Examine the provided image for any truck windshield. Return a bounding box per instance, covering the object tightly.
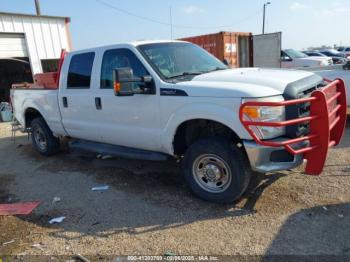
[284,49,308,59]
[138,42,227,80]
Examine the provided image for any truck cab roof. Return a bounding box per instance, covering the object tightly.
[68,40,186,55]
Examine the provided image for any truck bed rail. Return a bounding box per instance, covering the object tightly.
[239,78,347,175]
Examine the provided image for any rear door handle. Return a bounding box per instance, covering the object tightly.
[95,97,102,110]
[62,97,68,108]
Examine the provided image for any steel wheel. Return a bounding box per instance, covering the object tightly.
[33,126,47,151]
[192,154,232,194]
[30,118,60,156]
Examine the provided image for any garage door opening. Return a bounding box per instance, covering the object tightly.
[0,33,33,102]
[0,58,33,102]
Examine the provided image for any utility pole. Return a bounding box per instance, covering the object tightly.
[262,2,271,34]
[169,6,173,40]
[34,0,41,15]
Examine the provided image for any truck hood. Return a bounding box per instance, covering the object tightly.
[175,68,320,98]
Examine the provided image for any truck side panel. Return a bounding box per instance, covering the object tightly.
[11,89,66,136]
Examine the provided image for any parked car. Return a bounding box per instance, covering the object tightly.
[11,41,347,203]
[333,48,350,69]
[281,49,332,68]
[337,46,350,58]
[319,49,348,64]
[303,50,346,65]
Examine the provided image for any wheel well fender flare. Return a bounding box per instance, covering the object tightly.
[161,103,249,155]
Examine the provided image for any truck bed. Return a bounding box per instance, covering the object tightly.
[10,88,65,135]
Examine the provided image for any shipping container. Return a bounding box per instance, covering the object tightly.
[179,31,253,68]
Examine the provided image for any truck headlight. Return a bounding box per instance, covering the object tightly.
[242,95,286,139]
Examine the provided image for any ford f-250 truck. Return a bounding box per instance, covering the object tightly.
[11,41,347,203]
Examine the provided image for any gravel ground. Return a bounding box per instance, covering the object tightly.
[0,122,350,258]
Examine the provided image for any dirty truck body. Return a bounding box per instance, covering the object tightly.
[11,41,347,203]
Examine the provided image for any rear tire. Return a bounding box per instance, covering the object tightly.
[182,137,252,203]
[31,117,60,156]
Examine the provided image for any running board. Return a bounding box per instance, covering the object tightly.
[69,140,169,161]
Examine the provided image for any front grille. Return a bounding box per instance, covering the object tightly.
[283,75,326,138]
[289,88,315,137]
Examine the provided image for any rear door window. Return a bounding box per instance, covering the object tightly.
[67,52,95,89]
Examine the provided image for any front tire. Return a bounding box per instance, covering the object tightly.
[31,117,60,156]
[182,137,252,203]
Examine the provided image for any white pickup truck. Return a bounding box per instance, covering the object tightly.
[281,49,333,68]
[11,41,347,203]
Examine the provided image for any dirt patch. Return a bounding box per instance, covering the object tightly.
[0,122,350,256]
[0,174,15,203]
[0,175,34,255]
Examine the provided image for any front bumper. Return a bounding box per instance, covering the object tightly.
[243,139,305,173]
[239,78,347,175]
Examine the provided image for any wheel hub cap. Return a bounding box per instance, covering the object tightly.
[192,154,232,194]
[34,127,47,150]
[205,164,221,181]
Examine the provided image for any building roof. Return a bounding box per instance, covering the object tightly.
[0,11,70,22]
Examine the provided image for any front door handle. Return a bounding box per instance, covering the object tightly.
[95,97,102,110]
[62,97,68,108]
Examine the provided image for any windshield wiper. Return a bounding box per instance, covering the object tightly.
[166,67,227,80]
[166,72,203,79]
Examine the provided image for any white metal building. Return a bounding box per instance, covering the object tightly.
[0,12,72,101]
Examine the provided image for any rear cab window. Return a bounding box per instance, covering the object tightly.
[67,52,95,89]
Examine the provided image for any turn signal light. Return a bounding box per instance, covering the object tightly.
[242,107,260,119]
[114,82,121,93]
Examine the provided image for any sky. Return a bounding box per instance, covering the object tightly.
[1,0,349,50]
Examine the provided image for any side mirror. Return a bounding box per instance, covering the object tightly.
[113,68,135,96]
[113,68,154,96]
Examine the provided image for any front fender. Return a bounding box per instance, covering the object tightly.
[161,102,250,155]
